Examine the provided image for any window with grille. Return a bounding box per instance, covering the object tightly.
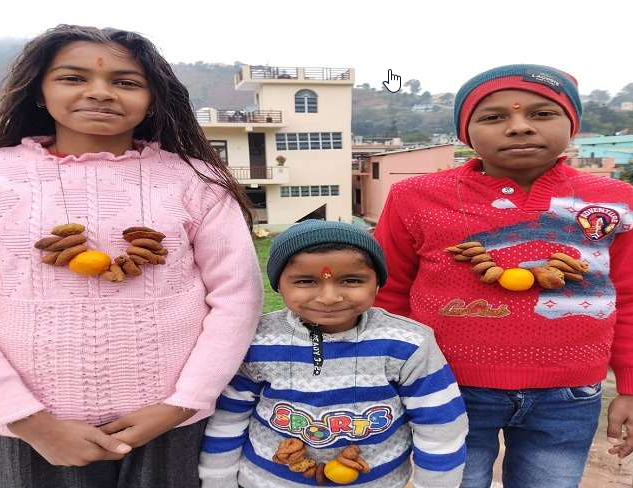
[295,89,318,113]
[276,132,342,151]
[280,185,341,197]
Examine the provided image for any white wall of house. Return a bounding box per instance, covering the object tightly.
[257,83,353,224]
[201,127,250,166]
[201,69,354,226]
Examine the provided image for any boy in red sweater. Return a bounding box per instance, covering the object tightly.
[374,64,633,488]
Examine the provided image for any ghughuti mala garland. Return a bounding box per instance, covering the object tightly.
[34,223,168,282]
[273,439,370,485]
[446,241,589,291]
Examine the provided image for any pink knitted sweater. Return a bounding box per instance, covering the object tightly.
[0,137,263,437]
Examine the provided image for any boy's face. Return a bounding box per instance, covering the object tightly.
[467,89,571,177]
[278,249,378,334]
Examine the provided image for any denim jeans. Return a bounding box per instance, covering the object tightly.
[459,384,602,488]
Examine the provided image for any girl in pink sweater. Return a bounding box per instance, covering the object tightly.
[0,25,263,488]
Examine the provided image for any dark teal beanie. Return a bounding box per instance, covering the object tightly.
[267,220,388,291]
[453,64,582,146]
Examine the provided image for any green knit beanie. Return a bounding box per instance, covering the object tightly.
[267,220,388,291]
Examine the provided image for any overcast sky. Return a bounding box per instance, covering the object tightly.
[2,1,629,95]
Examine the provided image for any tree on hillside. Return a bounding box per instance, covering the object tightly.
[420,91,432,104]
[387,119,399,137]
[404,79,421,95]
[609,82,633,108]
[619,83,633,96]
[581,101,633,134]
[401,130,431,143]
[439,93,455,106]
[588,89,610,105]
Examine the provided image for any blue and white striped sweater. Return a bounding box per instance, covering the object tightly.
[200,308,467,488]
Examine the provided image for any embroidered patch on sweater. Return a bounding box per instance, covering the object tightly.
[576,206,620,241]
[439,298,511,318]
[269,403,393,447]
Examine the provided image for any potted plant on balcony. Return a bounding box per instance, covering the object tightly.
[275,155,287,166]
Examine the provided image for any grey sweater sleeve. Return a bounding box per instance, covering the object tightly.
[397,331,468,487]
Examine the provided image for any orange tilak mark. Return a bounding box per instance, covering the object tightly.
[97,57,104,67]
[321,266,333,279]
[512,103,521,110]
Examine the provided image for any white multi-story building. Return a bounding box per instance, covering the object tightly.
[197,65,354,229]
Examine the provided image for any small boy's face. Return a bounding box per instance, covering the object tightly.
[467,89,571,177]
[278,249,378,334]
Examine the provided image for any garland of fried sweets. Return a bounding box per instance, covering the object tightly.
[273,439,370,485]
[34,223,167,282]
[445,241,589,291]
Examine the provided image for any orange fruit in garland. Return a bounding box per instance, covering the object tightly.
[498,267,535,291]
[323,459,359,484]
[68,250,112,276]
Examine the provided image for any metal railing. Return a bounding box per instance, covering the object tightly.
[229,166,273,180]
[217,110,282,123]
[250,66,298,80]
[248,66,351,81]
[196,110,282,124]
[304,67,351,80]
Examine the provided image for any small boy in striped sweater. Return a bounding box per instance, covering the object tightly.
[199,220,467,488]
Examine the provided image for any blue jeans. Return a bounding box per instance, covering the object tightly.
[459,384,602,488]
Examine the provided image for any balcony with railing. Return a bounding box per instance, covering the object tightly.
[196,108,284,127]
[351,158,371,175]
[229,165,290,185]
[235,65,354,89]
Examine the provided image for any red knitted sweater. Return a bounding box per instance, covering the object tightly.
[374,158,633,393]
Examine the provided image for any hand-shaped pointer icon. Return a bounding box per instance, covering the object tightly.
[382,69,401,93]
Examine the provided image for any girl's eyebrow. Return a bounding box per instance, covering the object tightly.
[48,64,146,77]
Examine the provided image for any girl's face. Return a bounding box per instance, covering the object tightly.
[40,41,152,141]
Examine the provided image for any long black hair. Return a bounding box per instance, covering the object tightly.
[0,24,253,227]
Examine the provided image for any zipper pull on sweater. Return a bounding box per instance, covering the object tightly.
[307,326,324,376]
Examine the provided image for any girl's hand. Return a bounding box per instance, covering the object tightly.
[8,411,131,466]
[607,394,633,458]
[100,403,197,448]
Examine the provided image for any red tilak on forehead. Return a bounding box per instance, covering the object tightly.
[97,57,104,67]
[320,266,333,279]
